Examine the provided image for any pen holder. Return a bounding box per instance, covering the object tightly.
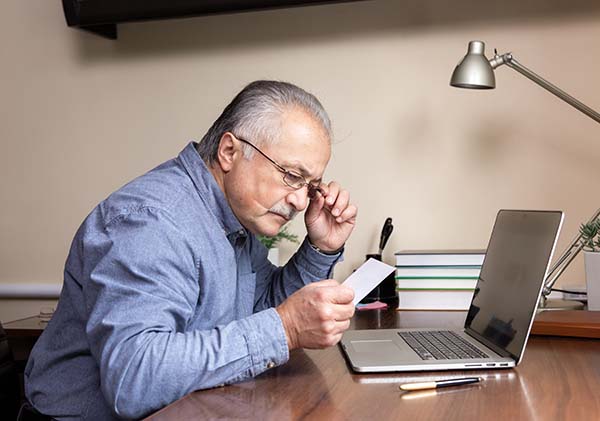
[360,253,397,305]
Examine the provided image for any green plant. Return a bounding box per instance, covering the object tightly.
[258,226,300,249]
[579,218,600,252]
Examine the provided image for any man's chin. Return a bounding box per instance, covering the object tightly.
[255,213,290,237]
[242,221,275,238]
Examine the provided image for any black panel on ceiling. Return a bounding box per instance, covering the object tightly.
[62,0,367,40]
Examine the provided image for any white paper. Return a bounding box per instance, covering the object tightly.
[342,258,396,305]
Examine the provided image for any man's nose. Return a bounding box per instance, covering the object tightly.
[286,186,310,211]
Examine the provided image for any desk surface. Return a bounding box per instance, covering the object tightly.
[146,309,600,420]
[3,315,48,362]
[3,315,47,337]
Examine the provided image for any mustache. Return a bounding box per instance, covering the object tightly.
[269,203,298,221]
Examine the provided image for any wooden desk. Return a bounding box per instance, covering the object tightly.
[3,315,47,337]
[146,309,600,420]
[3,315,48,399]
[3,315,46,362]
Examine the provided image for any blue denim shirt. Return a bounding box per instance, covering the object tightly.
[25,142,342,420]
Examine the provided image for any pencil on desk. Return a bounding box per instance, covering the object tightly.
[399,377,482,391]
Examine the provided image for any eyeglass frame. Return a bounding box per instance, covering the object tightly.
[231,133,326,199]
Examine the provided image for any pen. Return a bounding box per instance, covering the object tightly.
[399,377,482,391]
[378,217,393,255]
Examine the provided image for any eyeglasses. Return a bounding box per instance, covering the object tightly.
[233,134,325,199]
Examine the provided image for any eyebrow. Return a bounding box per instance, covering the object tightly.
[236,135,322,183]
[282,161,321,182]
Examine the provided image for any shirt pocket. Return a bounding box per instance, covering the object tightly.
[238,272,256,317]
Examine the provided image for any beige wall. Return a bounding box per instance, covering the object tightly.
[2,1,600,322]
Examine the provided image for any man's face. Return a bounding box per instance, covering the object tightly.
[223,108,331,237]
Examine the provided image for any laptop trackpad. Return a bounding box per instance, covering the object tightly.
[351,340,401,354]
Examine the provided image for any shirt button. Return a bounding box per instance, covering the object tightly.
[266,361,276,369]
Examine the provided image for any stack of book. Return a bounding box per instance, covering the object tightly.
[395,250,486,310]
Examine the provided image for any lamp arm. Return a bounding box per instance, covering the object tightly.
[489,52,600,124]
[542,207,600,297]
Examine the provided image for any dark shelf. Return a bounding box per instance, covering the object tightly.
[62,0,368,40]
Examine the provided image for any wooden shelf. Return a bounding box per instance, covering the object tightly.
[531,310,600,339]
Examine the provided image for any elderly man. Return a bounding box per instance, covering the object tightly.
[24,81,358,420]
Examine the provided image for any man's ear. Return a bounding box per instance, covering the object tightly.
[216,132,238,173]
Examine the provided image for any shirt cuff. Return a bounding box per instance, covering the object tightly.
[307,239,345,256]
[295,237,344,279]
[241,308,289,377]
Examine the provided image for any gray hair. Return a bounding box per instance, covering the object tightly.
[196,80,332,164]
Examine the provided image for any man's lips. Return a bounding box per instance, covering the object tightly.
[270,211,290,222]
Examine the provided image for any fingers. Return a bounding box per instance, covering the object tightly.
[337,204,358,225]
[309,281,354,305]
[335,319,351,332]
[330,190,349,219]
[305,281,355,321]
[317,181,355,224]
[315,318,351,347]
[321,181,339,209]
[317,284,355,320]
[333,303,354,322]
[322,318,351,336]
[321,182,336,206]
[278,280,355,350]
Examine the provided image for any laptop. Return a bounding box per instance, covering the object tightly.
[340,209,563,372]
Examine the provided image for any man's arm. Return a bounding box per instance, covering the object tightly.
[85,208,288,419]
[250,235,343,311]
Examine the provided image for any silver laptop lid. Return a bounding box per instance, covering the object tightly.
[464,210,563,362]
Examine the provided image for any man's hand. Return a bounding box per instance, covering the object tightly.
[275,279,355,350]
[305,181,357,253]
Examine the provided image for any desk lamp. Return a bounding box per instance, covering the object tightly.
[449,40,600,310]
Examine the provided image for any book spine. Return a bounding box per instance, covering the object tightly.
[395,269,480,289]
[397,290,475,310]
[395,254,485,267]
[397,288,475,291]
[396,276,477,286]
[395,276,479,279]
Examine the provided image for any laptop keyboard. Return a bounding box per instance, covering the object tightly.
[398,331,488,360]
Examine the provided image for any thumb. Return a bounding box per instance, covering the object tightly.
[309,279,340,288]
[330,285,355,304]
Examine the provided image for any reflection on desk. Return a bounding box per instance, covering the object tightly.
[146,309,600,420]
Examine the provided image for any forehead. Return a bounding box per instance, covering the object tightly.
[264,108,331,178]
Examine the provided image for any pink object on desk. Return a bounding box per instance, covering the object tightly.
[356,301,388,311]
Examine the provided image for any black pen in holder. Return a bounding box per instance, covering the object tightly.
[360,253,397,305]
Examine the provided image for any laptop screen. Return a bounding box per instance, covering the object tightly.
[464,210,563,361]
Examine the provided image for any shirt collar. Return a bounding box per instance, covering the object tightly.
[178,142,246,238]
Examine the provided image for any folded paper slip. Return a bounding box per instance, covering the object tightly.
[342,258,395,305]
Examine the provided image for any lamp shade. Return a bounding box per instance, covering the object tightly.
[450,41,495,89]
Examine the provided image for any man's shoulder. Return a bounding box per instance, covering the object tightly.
[99,158,199,227]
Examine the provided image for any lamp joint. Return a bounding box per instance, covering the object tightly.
[489,51,511,69]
